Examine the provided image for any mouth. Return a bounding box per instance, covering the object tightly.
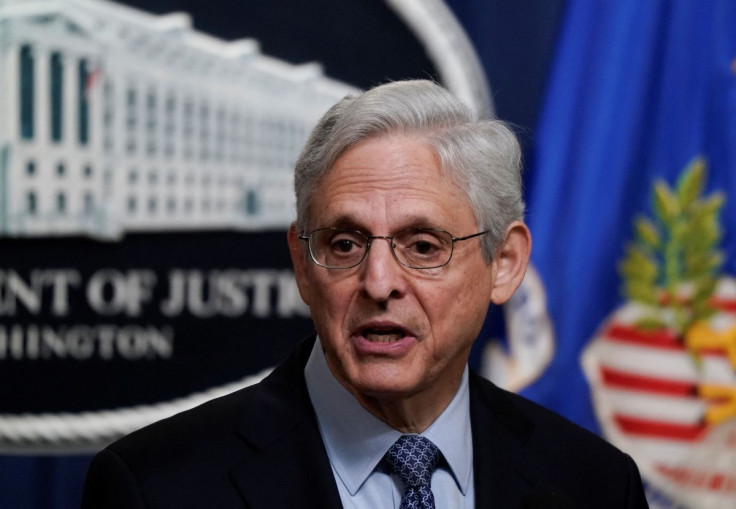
[360,325,408,344]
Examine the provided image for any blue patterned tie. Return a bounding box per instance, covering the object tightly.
[385,435,441,509]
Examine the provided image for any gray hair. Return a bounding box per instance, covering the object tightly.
[293,80,524,262]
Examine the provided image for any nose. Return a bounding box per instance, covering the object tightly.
[361,236,406,302]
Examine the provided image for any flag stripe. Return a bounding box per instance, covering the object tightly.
[655,464,736,493]
[592,334,736,384]
[605,324,681,349]
[601,387,705,423]
[601,366,696,396]
[593,341,699,381]
[614,415,706,441]
[711,298,736,313]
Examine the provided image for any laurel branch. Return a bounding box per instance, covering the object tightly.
[619,157,725,335]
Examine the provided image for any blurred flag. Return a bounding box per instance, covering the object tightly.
[522,1,736,506]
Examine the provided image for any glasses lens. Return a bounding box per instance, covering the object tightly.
[393,229,453,268]
[310,229,367,268]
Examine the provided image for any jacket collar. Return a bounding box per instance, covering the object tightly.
[470,370,560,508]
[227,337,553,508]
[228,337,344,508]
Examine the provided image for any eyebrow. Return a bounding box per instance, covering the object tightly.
[325,215,364,231]
[320,214,446,233]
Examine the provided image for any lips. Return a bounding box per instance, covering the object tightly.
[362,327,405,343]
[350,321,416,356]
[354,319,415,344]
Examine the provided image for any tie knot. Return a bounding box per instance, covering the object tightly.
[385,435,441,489]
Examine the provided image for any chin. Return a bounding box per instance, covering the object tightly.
[347,370,424,400]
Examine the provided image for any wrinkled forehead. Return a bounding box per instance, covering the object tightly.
[305,135,476,232]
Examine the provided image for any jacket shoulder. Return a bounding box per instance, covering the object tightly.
[82,340,322,508]
[469,372,648,508]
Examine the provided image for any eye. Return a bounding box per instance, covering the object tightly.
[397,229,450,263]
[326,230,365,255]
[407,237,441,256]
[333,238,357,253]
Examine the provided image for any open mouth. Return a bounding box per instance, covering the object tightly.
[362,327,406,343]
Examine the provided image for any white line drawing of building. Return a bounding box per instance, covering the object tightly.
[0,0,500,454]
[0,0,358,239]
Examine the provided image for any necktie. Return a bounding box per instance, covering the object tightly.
[385,435,441,509]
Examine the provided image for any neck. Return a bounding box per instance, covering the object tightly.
[351,374,464,434]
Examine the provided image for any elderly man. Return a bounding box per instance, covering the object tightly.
[82,80,648,508]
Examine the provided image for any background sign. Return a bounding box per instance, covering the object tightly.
[28,1,736,508]
[2,1,570,506]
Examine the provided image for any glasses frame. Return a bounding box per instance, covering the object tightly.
[298,227,490,270]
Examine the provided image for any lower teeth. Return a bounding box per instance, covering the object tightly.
[366,333,401,343]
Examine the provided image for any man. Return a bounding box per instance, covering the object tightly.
[82,80,648,508]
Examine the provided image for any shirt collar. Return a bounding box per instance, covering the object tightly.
[304,338,473,496]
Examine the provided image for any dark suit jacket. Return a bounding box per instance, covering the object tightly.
[81,337,648,508]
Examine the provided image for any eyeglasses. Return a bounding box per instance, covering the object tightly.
[299,228,490,270]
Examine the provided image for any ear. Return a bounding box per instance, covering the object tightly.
[490,221,532,305]
[287,223,312,307]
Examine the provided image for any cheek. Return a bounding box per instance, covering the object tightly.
[308,274,354,330]
[429,266,492,334]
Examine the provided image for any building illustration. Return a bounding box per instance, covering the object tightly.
[0,0,358,239]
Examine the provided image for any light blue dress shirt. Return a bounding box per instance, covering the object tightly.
[304,339,475,508]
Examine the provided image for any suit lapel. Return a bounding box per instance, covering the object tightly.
[228,338,343,508]
[229,418,342,508]
[470,372,547,508]
[226,344,556,508]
